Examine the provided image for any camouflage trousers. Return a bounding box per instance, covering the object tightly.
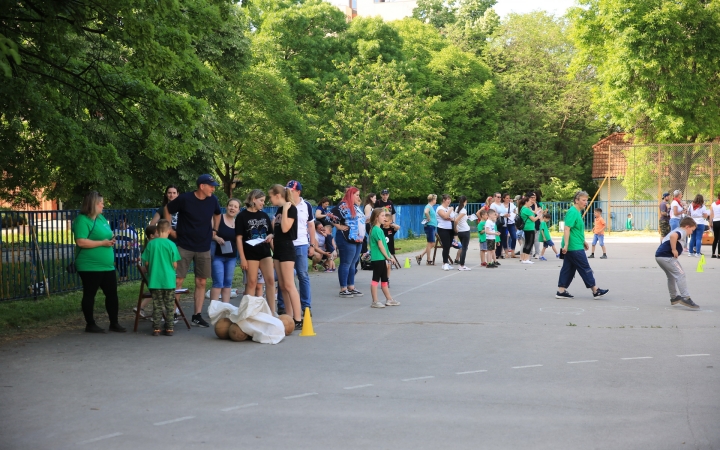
[151,289,174,330]
[659,221,671,238]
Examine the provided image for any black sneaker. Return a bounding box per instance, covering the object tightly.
[349,289,364,297]
[555,291,574,299]
[599,255,607,259]
[712,254,717,259]
[593,288,609,299]
[678,298,700,309]
[192,314,210,327]
[173,313,179,324]
[494,261,501,266]
[294,320,303,330]
[588,254,594,258]
[277,308,286,315]
[487,263,496,268]
[85,323,106,333]
[109,323,127,333]
[671,296,682,305]
[339,290,354,298]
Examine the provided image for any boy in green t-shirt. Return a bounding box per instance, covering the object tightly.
[476,209,488,267]
[539,216,559,261]
[141,220,181,336]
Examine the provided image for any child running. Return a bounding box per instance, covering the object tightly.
[485,209,500,268]
[368,208,400,308]
[477,209,488,266]
[141,220,181,336]
[655,217,699,309]
[589,208,607,259]
[539,216,559,260]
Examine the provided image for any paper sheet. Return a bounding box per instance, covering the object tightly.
[246,237,265,246]
[220,240,233,254]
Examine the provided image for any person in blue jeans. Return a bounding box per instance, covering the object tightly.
[687,194,709,256]
[329,187,365,298]
[209,198,240,303]
[416,194,437,265]
[276,180,317,315]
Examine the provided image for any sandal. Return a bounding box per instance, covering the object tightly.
[426,261,435,265]
[415,255,422,265]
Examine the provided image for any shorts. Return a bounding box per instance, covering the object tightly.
[479,241,488,251]
[273,240,296,262]
[543,239,555,249]
[424,225,436,243]
[243,268,265,285]
[659,221,670,237]
[487,240,496,251]
[176,247,211,279]
[592,233,604,246]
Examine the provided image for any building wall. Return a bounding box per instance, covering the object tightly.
[594,179,664,202]
[356,0,416,21]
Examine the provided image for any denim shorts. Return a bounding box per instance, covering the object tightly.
[479,241,488,251]
[424,225,437,243]
[592,234,604,246]
[543,239,555,248]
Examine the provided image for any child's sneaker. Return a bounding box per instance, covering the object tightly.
[371,302,385,308]
[678,298,699,309]
[588,254,594,258]
[481,262,487,267]
[670,295,682,305]
[593,288,609,299]
[555,291,574,299]
[539,256,547,261]
[339,290,354,298]
[385,299,400,306]
[599,255,607,259]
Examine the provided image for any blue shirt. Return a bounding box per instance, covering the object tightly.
[655,229,687,257]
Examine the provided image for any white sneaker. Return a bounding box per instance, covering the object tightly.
[447,264,453,270]
[521,260,534,264]
[458,266,472,271]
[442,264,450,271]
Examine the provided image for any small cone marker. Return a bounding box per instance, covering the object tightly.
[299,307,316,336]
[696,254,706,273]
[404,257,411,268]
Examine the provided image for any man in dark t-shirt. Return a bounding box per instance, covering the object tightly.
[165,174,221,327]
[374,189,397,223]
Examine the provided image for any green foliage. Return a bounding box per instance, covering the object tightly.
[539,177,582,202]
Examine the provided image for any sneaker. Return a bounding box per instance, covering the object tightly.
[163,329,174,336]
[532,255,538,259]
[678,298,700,309]
[458,266,472,271]
[539,256,547,261]
[85,323,106,333]
[494,261,501,266]
[349,289,364,297]
[556,254,560,258]
[712,254,717,259]
[442,263,450,271]
[593,288,609,299]
[521,260,534,264]
[339,290,354,298]
[487,263,497,268]
[152,329,161,336]
[555,291,574,299]
[688,253,695,257]
[277,307,286,315]
[385,300,401,306]
[109,323,127,333]
[454,259,460,265]
[447,264,454,270]
[173,313,179,324]
[133,307,147,318]
[600,255,607,259]
[670,295,683,305]
[191,314,210,328]
[371,301,385,308]
[588,254,594,258]
[481,262,487,267]
[294,320,303,330]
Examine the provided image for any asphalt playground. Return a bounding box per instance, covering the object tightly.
[1,238,719,449]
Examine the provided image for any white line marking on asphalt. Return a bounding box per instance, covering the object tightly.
[221,403,258,411]
[567,360,599,364]
[402,376,434,382]
[512,365,543,369]
[284,392,318,400]
[621,357,653,360]
[456,370,487,375]
[344,384,374,390]
[677,354,710,357]
[154,416,195,426]
[77,432,123,444]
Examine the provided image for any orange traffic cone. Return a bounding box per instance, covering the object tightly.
[299,307,316,336]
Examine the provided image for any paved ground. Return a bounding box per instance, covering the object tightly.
[1,241,719,450]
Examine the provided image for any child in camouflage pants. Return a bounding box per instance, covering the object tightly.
[141,220,181,336]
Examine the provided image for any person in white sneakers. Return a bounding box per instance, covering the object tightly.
[436,194,455,271]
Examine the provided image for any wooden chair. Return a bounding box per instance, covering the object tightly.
[389,248,402,270]
[431,233,443,265]
[133,262,191,332]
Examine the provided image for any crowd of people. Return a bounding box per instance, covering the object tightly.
[73,179,717,335]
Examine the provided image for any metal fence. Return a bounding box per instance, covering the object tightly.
[0,201,665,301]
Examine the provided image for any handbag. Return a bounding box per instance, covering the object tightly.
[67,217,98,274]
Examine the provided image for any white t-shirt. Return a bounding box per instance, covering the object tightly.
[292,197,314,246]
[485,218,497,239]
[436,205,453,229]
[315,231,326,249]
[670,199,684,219]
[711,202,720,222]
[455,207,470,232]
[689,204,708,226]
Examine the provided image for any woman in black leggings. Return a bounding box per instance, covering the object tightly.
[518,193,541,264]
[454,196,472,270]
[436,194,455,270]
[710,192,720,257]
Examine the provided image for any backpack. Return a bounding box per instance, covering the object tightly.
[515,210,525,230]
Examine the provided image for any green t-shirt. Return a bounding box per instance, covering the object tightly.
[424,204,438,227]
[561,206,586,251]
[73,214,115,272]
[520,206,536,231]
[369,225,390,261]
[539,221,550,242]
[477,220,487,242]
[141,238,181,289]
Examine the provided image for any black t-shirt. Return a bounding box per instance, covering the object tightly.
[273,205,298,243]
[166,192,221,252]
[374,199,396,217]
[236,209,272,260]
[381,225,396,255]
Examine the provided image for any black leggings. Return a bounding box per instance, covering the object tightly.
[457,231,470,266]
[78,270,119,325]
[371,260,388,283]
[496,225,507,257]
[522,230,535,255]
[437,228,454,264]
[713,221,720,255]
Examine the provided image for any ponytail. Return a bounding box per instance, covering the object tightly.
[269,184,293,203]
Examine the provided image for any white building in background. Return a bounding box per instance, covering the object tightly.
[328,0,417,22]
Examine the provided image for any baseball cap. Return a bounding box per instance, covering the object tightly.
[286,180,303,191]
[196,174,219,187]
[381,189,389,194]
[662,192,670,198]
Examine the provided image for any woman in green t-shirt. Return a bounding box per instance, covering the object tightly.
[518,194,541,264]
[556,191,609,300]
[72,191,125,333]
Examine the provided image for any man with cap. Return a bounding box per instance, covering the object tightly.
[659,192,671,242]
[165,174,222,328]
[374,189,397,223]
[276,180,318,315]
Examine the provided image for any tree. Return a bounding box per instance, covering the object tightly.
[313,59,444,200]
[412,0,458,30]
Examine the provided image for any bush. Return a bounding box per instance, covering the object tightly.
[0,212,28,228]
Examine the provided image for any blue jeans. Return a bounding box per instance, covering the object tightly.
[276,244,311,311]
[210,242,237,288]
[505,223,517,252]
[336,236,362,288]
[689,224,705,254]
[558,250,596,290]
[669,218,681,232]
